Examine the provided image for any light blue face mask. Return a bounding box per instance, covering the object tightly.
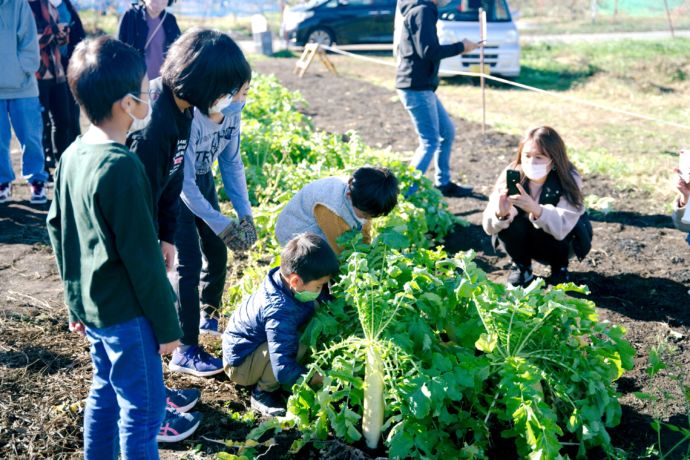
[226,100,246,115]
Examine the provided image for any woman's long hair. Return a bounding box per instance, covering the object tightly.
[514,126,583,208]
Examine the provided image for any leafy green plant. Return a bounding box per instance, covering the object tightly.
[215,74,634,459]
[636,339,690,460]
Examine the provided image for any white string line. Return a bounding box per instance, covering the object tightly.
[321,44,690,132]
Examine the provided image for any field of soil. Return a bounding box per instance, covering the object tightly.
[1,57,688,459]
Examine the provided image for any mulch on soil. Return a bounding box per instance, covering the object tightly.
[0,56,688,459]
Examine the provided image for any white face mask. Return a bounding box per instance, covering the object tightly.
[48,0,63,7]
[127,95,152,132]
[522,160,551,181]
[209,94,233,114]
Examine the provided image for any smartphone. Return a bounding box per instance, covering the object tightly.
[506,169,520,195]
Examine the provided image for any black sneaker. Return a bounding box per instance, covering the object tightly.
[506,263,534,287]
[0,183,10,203]
[547,267,570,286]
[250,387,286,417]
[436,182,473,198]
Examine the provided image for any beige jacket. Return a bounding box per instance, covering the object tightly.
[483,167,585,241]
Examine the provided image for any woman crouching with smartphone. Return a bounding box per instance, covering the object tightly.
[482,126,587,287]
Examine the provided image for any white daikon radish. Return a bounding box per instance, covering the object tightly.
[362,345,385,449]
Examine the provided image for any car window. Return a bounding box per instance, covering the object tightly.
[337,0,376,6]
[439,0,512,22]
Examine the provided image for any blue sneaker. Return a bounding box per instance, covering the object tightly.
[199,314,220,336]
[169,345,224,377]
[157,407,202,443]
[166,387,201,413]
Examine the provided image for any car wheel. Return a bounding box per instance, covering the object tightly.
[307,28,334,47]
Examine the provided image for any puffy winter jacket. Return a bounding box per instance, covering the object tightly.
[222,267,316,386]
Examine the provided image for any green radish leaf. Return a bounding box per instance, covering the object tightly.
[475,333,498,353]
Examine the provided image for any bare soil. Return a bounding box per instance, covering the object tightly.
[0,57,688,459]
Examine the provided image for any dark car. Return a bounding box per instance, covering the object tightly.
[281,0,396,47]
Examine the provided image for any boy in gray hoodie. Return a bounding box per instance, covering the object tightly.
[0,0,48,204]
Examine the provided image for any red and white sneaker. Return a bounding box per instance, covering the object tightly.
[29,182,47,204]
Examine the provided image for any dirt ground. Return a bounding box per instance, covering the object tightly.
[1,57,688,459]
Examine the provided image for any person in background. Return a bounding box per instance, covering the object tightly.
[482,126,588,287]
[55,0,86,148]
[0,0,48,204]
[118,0,181,80]
[396,0,479,198]
[29,0,79,175]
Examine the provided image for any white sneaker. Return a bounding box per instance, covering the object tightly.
[30,182,47,204]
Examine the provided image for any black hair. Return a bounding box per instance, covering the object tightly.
[348,166,399,218]
[280,233,340,284]
[160,28,252,116]
[67,36,146,126]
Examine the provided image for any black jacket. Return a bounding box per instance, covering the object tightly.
[117,4,180,58]
[126,78,193,244]
[395,0,465,91]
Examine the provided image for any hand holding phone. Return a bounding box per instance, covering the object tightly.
[506,169,520,196]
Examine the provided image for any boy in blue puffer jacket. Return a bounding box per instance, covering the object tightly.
[222,233,339,416]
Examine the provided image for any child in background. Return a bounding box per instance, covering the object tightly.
[118,0,181,79]
[172,78,256,359]
[29,0,79,174]
[275,167,399,254]
[482,126,587,287]
[46,36,191,458]
[222,233,338,416]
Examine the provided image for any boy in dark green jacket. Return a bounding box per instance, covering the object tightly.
[46,36,197,457]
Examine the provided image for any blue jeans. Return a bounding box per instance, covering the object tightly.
[397,89,455,186]
[83,316,166,460]
[0,97,47,185]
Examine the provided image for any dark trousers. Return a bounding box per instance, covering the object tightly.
[497,213,570,270]
[171,172,227,346]
[38,79,78,168]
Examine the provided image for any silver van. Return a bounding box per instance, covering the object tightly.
[437,0,520,77]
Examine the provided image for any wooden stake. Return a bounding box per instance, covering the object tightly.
[479,8,487,136]
[663,0,675,38]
